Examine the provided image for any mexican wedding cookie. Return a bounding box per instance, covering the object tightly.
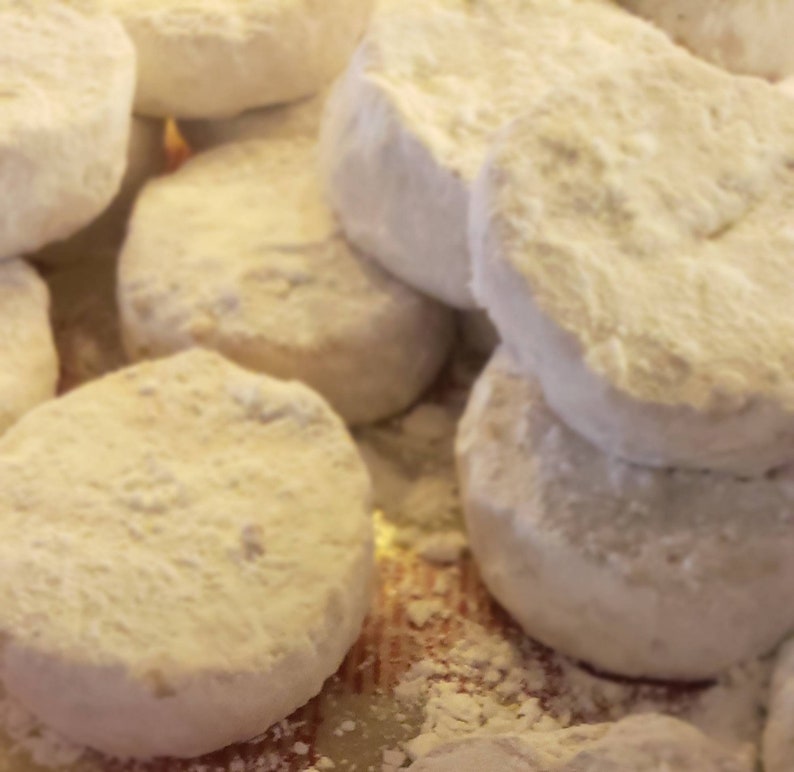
[0,1,135,261]
[319,0,674,308]
[0,260,58,434]
[619,0,794,79]
[456,349,794,679]
[762,638,794,772]
[102,0,373,118]
[410,715,750,771]
[119,138,454,425]
[471,54,794,475]
[0,349,374,759]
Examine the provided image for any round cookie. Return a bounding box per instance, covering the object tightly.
[318,0,674,308]
[102,0,373,118]
[0,1,135,261]
[456,349,794,680]
[0,259,58,434]
[179,92,325,153]
[0,348,374,759]
[119,137,454,426]
[762,638,794,772]
[618,0,794,80]
[471,53,794,475]
[410,715,750,771]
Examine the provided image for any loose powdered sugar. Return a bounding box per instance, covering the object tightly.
[354,347,483,565]
[393,620,768,767]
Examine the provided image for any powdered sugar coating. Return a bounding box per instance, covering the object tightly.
[471,53,794,475]
[319,0,675,307]
[0,349,374,758]
[456,349,794,679]
[0,1,135,260]
[0,259,57,434]
[119,137,454,425]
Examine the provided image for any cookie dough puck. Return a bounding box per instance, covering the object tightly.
[0,349,374,758]
[456,349,794,679]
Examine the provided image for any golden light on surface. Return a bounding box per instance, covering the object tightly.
[163,118,191,173]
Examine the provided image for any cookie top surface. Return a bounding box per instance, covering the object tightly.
[475,54,794,414]
[0,349,373,676]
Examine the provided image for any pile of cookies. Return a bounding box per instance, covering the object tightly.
[324,0,794,768]
[0,0,385,762]
[457,16,794,680]
[2,0,794,769]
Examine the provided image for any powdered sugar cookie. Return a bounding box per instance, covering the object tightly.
[0,348,374,759]
[471,54,794,475]
[456,349,794,679]
[179,92,325,153]
[0,1,134,261]
[319,0,674,308]
[619,0,794,79]
[103,0,372,118]
[0,259,58,434]
[119,137,454,425]
[410,715,749,770]
[762,638,794,772]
